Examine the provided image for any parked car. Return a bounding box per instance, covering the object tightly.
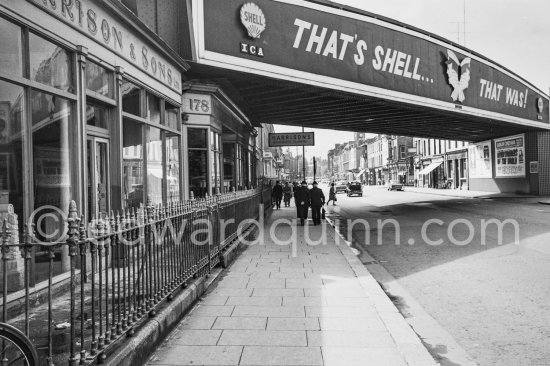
[387,181,404,191]
[334,181,348,193]
[347,181,363,197]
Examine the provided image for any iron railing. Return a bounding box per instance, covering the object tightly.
[0,185,272,365]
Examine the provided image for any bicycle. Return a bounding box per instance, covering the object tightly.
[0,322,39,366]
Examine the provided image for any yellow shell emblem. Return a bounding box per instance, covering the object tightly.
[240,2,266,39]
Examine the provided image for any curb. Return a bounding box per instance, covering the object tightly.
[324,216,439,366]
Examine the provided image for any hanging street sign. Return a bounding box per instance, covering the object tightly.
[268,132,315,147]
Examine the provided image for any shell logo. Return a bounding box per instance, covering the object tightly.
[537,97,544,114]
[240,3,266,39]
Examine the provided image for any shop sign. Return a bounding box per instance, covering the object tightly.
[200,0,549,124]
[530,161,539,174]
[183,93,212,115]
[28,0,181,92]
[494,134,525,178]
[468,141,492,179]
[268,132,315,147]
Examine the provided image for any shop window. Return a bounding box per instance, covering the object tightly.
[0,80,24,221]
[31,89,73,239]
[223,142,235,192]
[122,119,143,209]
[146,126,163,205]
[86,104,109,129]
[188,128,207,149]
[122,79,141,116]
[165,103,180,131]
[188,150,207,198]
[29,33,73,93]
[188,127,208,198]
[166,133,181,202]
[400,146,406,159]
[0,18,22,77]
[210,131,221,194]
[147,93,161,124]
[236,144,244,189]
[86,61,114,98]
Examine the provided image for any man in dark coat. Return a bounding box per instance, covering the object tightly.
[309,181,325,225]
[271,181,283,209]
[294,181,310,225]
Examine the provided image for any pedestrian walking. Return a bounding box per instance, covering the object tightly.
[309,181,325,225]
[326,182,337,206]
[271,181,283,209]
[283,182,293,207]
[294,180,310,225]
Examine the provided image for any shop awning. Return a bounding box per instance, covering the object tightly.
[355,169,366,179]
[419,161,443,175]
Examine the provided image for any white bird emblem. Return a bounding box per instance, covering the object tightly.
[446,50,471,103]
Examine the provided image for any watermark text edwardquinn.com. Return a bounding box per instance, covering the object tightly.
[26,204,521,252]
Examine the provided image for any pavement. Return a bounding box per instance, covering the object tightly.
[146,208,438,366]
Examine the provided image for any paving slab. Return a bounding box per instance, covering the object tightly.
[148,345,243,365]
[240,346,323,366]
[212,317,268,330]
[169,329,223,346]
[226,296,282,306]
[218,330,307,346]
[266,317,320,331]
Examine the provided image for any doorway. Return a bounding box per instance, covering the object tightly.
[87,136,110,220]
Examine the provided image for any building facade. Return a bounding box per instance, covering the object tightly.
[414,138,469,189]
[0,0,267,292]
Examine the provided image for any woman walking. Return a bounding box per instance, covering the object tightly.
[326,182,337,206]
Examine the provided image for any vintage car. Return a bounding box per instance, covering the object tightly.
[347,182,363,197]
[387,181,404,191]
[334,181,348,194]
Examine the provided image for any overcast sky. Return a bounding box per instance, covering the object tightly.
[275,0,550,158]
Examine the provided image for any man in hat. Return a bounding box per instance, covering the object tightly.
[271,180,283,209]
[294,180,310,225]
[309,181,325,225]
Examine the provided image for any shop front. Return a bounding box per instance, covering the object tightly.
[183,83,258,198]
[0,0,187,288]
[418,158,444,188]
[445,150,469,189]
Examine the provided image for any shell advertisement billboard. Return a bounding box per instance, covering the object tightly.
[192,0,549,128]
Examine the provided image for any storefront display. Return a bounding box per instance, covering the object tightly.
[495,134,526,178]
[469,141,493,178]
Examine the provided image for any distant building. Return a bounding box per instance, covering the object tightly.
[413,138,469,189]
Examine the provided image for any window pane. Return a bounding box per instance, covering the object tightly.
[122,80,141,115]
[146,126,163,205]
[86,61,114,98]
[189,150,207,198]
[31,90,73,239]
[86,104,109,129]
[166,134,180,202]
[165,104,180,131]
[29,33,73,92]
[147,93,161,124]
[0,80,24,223]
[210,150,216,193]
[122,119,143,209]
[0,18,22,76]
[187,128,207,149]
[223,142,234,192]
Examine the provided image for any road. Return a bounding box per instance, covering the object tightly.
[322,185,550,366]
